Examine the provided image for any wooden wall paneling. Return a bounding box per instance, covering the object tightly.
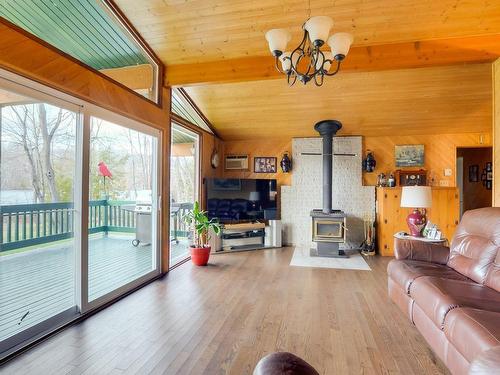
[494,59,500,206]
[376,187,459,256]
[363,133,492,187]
[185,64,493,141]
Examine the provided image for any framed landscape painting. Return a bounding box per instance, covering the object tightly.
[395,145,425,167]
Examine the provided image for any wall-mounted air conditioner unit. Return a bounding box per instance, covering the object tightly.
[225,155,249,170]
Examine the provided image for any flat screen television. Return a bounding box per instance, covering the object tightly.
[205,178,278,223]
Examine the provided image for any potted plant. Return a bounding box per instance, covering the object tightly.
[182,201,221,266]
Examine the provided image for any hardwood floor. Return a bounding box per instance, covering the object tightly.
[0,247,447,374]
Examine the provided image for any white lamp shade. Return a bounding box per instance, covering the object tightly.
[327,32,354,57]
[401,186,432,208]
[315,51,333,71]
[304,16,333,44]
[249,191,260,201]
[265,29,291,54]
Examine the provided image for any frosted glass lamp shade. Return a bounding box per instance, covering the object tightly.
[304,16,333,45]
[401,186,432,208]
[328,32,354,58]
[265,29,291,55]
[315,51,333,71]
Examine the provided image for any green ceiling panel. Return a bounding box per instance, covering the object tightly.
[0,0,149,70]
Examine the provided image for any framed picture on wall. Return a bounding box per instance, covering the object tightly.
[395,145,424,167]
[254,157,277,173]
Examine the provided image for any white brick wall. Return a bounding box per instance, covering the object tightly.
[281,136,375,249]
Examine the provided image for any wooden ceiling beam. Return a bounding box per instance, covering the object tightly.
[166,35,500,86]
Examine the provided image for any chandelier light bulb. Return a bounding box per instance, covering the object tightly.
[328,32,354,60]
[304,16,333,46]
[265,29,292,56]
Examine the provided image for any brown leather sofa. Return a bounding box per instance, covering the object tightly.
[387,207,500,375]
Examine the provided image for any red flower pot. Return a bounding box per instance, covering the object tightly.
[190,246,211,266]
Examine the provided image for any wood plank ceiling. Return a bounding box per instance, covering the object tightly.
[113,0,500,139]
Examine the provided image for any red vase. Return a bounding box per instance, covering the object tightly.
[190,246,211,266]
[406,209,427,237]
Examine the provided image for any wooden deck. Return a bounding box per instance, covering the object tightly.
[0,234,183,343]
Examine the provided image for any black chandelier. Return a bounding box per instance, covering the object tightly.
[265,16,353,86]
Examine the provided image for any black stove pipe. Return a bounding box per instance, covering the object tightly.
[314,120,343,214]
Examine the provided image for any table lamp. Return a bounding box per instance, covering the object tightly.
[400,186,432,237]
[249,191,260,210]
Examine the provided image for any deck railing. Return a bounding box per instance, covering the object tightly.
[0,200,135,252]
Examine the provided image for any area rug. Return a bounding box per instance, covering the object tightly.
[289,247,371,271]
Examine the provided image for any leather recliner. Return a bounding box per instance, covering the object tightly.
[387,207,500,375]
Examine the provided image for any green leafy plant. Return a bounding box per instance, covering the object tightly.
[182,201,221,248]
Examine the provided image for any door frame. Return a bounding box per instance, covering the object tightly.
[0,67,163,357]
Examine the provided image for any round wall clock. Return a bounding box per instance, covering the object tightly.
[210,148,220,169]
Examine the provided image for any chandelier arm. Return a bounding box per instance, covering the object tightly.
[287,73,297,86]
[314,72,324,86]
[324,60,342,76]
[288,30,310,77]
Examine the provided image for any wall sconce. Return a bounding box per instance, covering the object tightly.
[362,151,376,172]
[280,152,292,173]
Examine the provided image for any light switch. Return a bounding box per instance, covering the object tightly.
[444,168,452,177]
[439,180,450,187]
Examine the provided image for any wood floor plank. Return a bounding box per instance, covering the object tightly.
[1,248,448,374]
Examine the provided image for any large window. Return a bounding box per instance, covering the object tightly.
[0,69,161,359]
[0,0,160,103]
[170,124,199,266]
[0,88,79,354]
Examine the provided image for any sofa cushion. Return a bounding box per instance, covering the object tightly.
[485,250,500,293]
[387,259,469,294]
[448,207,500,284]
[410,276,500,329]
[444,308,500,363]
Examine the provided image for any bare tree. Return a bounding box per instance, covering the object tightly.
[4,103,73,202]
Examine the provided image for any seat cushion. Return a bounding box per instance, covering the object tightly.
[444,308,500,363]
[485,250,500,292]
[448,207,500,284]
[387,259,469,295]
[410,276,500,329]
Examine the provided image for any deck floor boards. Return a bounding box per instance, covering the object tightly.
[0,235,189,342]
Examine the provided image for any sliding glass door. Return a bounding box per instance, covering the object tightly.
[170,124,199,266]
[0,70,162,358]
[0,87,80,353]
[86,116,159,303]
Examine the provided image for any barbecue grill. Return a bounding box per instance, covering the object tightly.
[123,202,152,247]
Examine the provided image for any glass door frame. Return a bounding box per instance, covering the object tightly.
[170,121,201,267]
[81,109,162,313]
[0,68,162,356]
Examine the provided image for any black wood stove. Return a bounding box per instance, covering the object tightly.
[310,120,347,258]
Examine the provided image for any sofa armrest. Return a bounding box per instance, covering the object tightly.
[468,346,500,375]
[394,238,450,265]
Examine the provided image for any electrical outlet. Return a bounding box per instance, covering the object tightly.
[444,168,452,177]
[439,180,450,187]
